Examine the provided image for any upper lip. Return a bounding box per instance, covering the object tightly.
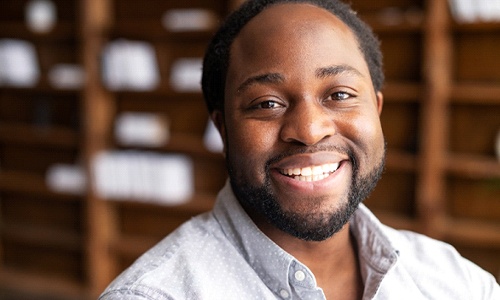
[270,151,349,171]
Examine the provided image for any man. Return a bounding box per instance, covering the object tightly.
[100,0,500,299]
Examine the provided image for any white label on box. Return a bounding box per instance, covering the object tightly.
[48,64,85,89]
[46,164,86,195]
[93,151,194,205]
[115,112,170,147]
[170,58,203,92]
[162,9,217,32]
[25,0,57,33]
[102,40,160,91]
[0,39,40,87]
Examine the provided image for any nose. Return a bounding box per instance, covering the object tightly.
[280,100,336,146]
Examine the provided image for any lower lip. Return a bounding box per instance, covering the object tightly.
[271,161,349,193]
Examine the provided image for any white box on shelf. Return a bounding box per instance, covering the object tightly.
[46,163,86,195]
[162,9,217,32]
[0,39,40,87]
[102,39,160,91]
[169,58,203,92]
[115,112,170,147]
[93,151,194,205]
[203,118,224,153]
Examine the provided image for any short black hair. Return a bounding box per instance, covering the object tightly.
[201,0,384,113]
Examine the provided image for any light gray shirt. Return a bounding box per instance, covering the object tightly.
[100,181,500,299]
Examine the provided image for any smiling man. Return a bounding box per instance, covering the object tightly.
[100,1,500,299]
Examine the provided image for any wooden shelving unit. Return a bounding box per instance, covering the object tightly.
[0,0,498,298]
[357,0,500,279]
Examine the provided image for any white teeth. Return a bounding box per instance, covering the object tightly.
[282,162,340,182]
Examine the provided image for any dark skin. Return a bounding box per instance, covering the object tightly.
[213,4,384,299]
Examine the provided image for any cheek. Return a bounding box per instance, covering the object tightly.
[225,120,278,178]
[340,112,384,158]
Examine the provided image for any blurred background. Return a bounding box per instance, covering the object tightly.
[0,0,499,299]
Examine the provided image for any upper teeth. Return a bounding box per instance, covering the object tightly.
[281,163,340,182]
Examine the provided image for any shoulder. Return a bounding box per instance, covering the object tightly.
[99,211,232,299]
[385,227,499,299]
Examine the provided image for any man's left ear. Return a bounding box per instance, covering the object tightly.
[376,91,384,116]
[211,110,227,156]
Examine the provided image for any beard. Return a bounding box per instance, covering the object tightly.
[228,145,385,242]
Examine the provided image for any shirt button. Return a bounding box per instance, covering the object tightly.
[279,289,290,298]
[294,270,306,281]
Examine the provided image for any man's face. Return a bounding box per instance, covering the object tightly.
[216,3,385,241]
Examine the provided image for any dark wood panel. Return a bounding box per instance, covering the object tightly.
[449,104,500,156]
[364,171,417,217]
[448,176,500,221]
[381,102,420,152]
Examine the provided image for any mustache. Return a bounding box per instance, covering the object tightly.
[264,144,357,171]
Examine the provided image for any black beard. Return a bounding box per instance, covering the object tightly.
[228,146,385,242]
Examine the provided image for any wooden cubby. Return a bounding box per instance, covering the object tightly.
[0,0,498,298]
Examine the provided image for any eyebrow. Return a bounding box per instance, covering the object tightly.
[236,64,363,94]
[315,64,364,79]
[237,73,284,94]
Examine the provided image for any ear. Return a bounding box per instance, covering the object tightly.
[376,91,384,116]
[211,110,227,156]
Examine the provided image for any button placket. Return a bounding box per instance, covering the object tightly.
[294,270,306,282]
[279,289,290,299]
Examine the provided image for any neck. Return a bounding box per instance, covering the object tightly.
[259,221,364,300]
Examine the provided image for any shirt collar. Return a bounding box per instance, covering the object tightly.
[212,181,400,296]
[212,181,298,296]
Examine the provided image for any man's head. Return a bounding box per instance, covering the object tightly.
[202,0,386,241]
[202,0,384,114]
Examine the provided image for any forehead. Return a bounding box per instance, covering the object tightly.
[226,3,369,89]
[232,3,360,54]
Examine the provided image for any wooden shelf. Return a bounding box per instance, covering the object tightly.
[113,88,201,98]
[116,132,223,160]
[386,149,418,173]
[446,153,500,179]
[382,81,421,102]
[369,209,418,231]
[110,235,160,259]
[0,269,86,300]
[0,122,79,149]
[1,223,83,252]
[0,21,76,40]
[361,12,424,33]
[0,170,82,201]
[110,192,216,214]
[0,84,81,95]
[451,82,500,105]
[443,217,500,249]
[453,20,500,33]
[110,21,216,40]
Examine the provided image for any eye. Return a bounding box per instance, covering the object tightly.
[254,100,283,109]
[330,91,352,101]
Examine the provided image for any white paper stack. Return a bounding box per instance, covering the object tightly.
[0,39,40,87]
[46,163,86,195]
[25,0,57,33]
[449,0,500,22]
[162,9,218,32]
[203,119,224,153]
[48,64,85,89]
[93,151,194,205]
[169,58,203,92]
[102,40,160,91]
[115,112,170,147]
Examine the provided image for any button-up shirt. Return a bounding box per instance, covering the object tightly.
[100,181,500,299]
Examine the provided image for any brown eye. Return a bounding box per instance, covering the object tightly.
[258,100,281,109]
[331,91,351,101]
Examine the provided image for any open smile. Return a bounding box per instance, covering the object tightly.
[280,162,340,182]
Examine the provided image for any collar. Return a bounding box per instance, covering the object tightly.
[212,181,400,297]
